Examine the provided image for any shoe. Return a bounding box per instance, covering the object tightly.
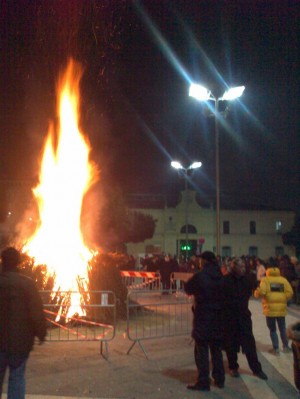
[229,369,240,378]
[213,381,224,388]
[254,370,268,380]
[282,346,292,353]
[268,348,280,355]
[187,383,210,391]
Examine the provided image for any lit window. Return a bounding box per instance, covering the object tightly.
[276,221,282,234]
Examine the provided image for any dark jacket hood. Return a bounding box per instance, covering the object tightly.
[203,262,222,279]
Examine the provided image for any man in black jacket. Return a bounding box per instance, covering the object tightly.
[184,251,225,391]
[0,247,47,399]
[223,257,267,380]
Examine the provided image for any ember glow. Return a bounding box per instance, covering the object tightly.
[25,59,98,320]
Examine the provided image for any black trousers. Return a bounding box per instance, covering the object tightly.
[194,339,225,387]
[226,341,262,374]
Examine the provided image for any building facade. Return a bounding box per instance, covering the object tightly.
[0,181,296,262]
[126,190,296,261]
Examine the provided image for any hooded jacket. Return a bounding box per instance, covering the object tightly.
[254,267,293,317]
[184,261,224,341]
[0,271,47,355]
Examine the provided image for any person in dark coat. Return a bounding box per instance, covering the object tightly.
[287,321,300,394]
[0,247,47,399]
[223,257,267,380]
[184,251,225,391]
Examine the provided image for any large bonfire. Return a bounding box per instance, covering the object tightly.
[24,59,98,320]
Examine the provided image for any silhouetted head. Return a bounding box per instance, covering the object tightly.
[200,251,217,265]
[1,247,21,272]
[230,257,246,277]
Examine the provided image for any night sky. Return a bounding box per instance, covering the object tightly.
[1,1,299,212]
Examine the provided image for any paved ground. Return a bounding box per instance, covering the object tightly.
[2,297,300,399]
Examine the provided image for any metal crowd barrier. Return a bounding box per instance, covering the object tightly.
[39,290,116,359]
[120,270,161,290]
[126,290,193,358]
[170,272,194,293]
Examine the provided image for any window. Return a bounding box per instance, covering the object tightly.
[276,221,282,234]
[249,246,258,257]
[222,246,231,258]
[223,221,230,234]
[250,221,256,234]
[180,224,197,234]
[275,246,284,257]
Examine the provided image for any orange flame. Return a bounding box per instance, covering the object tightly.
[25,59,98,320]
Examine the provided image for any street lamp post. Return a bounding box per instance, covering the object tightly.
[189,84,245,256]
[171,161,202,260]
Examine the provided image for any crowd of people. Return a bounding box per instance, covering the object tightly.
[183,251,297,392]
[1,245,299,397]
[128,250,300,392]
[137,252,300,299]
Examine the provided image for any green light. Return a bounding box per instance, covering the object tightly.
[181,245,191,251]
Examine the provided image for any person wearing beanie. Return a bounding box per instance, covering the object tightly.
[0,247,47,399]
[184,251,225,391]
[254,264,293,354]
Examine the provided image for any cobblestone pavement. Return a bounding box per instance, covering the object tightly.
[2,298,300,399]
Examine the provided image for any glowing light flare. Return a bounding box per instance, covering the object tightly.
[189,83,245,102]
[25,60,98,320]
[171,161,202,171]
[171,161,184,170]
[189,84,211,101]
[221,86,245,101]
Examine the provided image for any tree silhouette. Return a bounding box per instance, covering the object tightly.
[94,187,156,252]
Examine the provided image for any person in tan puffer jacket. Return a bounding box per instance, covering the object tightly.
[254,266,293,355]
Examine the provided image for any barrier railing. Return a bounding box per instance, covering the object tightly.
[39,290,116,359]
[39,284,193,360]
[126,290,193,358]
[120,270,161,290]
[170,272,194,294]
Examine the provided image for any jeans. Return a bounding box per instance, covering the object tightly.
[0,352,28,399]
[266,316,289,349]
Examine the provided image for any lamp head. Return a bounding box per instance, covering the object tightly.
[171,161,184,170]
[221,86,245,101]
[189,84,211,101]
[188,161,202,170]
